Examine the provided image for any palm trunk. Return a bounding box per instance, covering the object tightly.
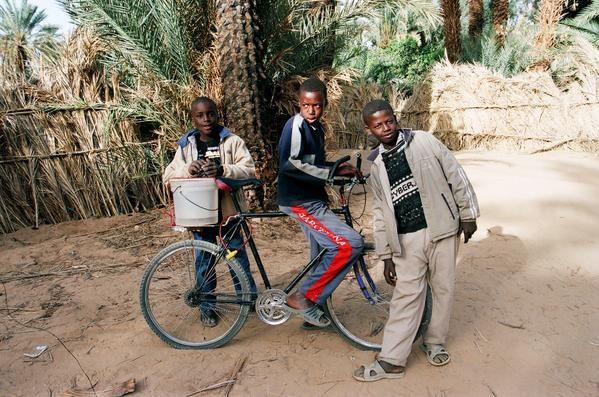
[441,0,461,63]
[468,0,484,37]
[214,0,276,207]
[535,0,566,49]
[492,0,509,46]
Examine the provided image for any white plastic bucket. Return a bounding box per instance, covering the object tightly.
[170,178,218,227]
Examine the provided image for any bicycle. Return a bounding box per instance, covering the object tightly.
[140,154,431,350]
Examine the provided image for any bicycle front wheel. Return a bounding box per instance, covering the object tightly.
[139,240,251,349]
[326,252,432,351]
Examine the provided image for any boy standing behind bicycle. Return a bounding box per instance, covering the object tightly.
[354,99,479,382]
[163,96,257,328]
[277,78,363,327]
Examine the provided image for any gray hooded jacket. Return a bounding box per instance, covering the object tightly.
[369,129,480,260]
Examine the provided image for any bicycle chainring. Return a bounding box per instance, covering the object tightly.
[255,289,291,325]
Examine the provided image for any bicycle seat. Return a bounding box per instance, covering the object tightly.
[216,177,262,192]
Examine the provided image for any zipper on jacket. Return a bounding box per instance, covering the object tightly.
[441,193,456,220]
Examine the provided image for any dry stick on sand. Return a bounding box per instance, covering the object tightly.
[497,320,526,330]
[1,281,96,396]
[185,354,248,397]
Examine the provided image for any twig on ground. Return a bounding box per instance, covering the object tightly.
[485,383,497,397]
[185,354,249,397]
[225,354,248,397]
[64,378,135,397]
[1,281,96,396]
[473,339,483,353]
[497,320,525,330]
[185,380,236,396]
[474,327,488,342]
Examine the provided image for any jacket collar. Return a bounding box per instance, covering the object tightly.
[176,125,232,148]
[368,128,414,161]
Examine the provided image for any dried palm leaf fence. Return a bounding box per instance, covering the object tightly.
[399,62,599,153]
[0,32,169,234]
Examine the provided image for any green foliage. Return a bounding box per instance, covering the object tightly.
[361,36,443,94]
[559,0,599,47]
[0,0,61,76]
[59,0,209,85]
[461,24,537,76]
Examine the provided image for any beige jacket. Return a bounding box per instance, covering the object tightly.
[369,129,480,260]
[163,127,255,218]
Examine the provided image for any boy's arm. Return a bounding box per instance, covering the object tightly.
[370,163,393,260]
[221,136,256,179]
[163,146,192,183]
[431,134,480,220]
[279,116,330,185]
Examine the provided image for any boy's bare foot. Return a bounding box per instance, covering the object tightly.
[285,291,313,310]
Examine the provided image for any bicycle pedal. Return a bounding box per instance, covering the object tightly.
[226,249,238,260]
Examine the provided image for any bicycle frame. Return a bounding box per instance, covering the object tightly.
[221,179,379,305]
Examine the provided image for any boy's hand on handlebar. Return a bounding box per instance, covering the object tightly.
[383,258,396,286]
[334,162,362,178]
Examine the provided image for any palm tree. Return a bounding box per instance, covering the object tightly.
[468,0,484,37]
[0,0,61,76]
[560,0,599,46]
[58,0,441,205]
[492,0,509,46]
[441,0,461,62]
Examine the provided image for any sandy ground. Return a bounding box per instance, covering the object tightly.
[1,150,598,397]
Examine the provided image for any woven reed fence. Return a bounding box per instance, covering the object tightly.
[399,63,599,153]
[0,100,167,234]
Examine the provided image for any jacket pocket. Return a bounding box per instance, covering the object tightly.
[441,193,455,220]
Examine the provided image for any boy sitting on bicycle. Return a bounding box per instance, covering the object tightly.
[163,96,257,327]
[354,99,479,381]
[277,78,363,327]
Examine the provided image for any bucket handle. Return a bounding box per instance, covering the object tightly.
[173,186,218,212]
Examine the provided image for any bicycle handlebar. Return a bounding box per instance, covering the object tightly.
[328,155,351,183]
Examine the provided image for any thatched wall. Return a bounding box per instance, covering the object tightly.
[0,94,166,234]
[400,63,599,152]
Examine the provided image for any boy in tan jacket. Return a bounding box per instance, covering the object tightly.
[163,96,257,327]
[354,100,479,382]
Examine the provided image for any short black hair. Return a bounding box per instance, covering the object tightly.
[191,96,217,111]
[362,99,394,123]
[299,78,327,100]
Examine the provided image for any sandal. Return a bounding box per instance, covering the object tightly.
[283,304,331,327]
[420,344,451,366]
[353,360,405,382]
[301,321,333,332]
[200,309,218,328]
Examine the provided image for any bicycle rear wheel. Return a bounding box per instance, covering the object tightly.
[326,251,432,351]
[139,240,251,349]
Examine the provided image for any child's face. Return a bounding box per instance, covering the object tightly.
[191,101,218,137]
[365,109,399,146]
[299,90,325,124]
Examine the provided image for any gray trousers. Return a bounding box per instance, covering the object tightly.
[379,228,458,366]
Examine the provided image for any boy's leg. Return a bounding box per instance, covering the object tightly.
[223,226,257,296]
[378,228,429,367]
[280,200,363,306]
[423,233,458,346]
[192,229,218,313]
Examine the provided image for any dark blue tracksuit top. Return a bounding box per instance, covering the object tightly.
[277,114,331,206]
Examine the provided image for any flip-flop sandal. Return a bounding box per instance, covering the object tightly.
[200,310,218,328]
[353,360,405,382]
[420,344,451,366]
[301,321,334,332]
[283,304,331,327]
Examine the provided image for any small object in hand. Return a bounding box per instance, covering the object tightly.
[24,345,48,358]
